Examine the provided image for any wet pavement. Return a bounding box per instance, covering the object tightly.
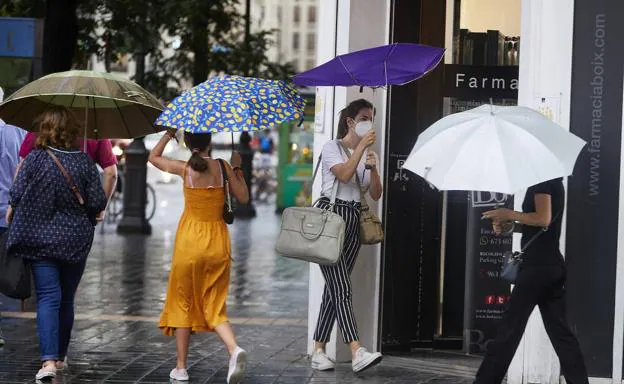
[0,171,309,320]
[0,164,482,383]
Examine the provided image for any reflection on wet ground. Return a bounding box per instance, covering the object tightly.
[0,317,479,383]
[0,173,481,383]
[1,177,309,320]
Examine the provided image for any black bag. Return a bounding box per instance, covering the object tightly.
[501,251,523,283]
[217,159,235,224]
[0,229,31,300]
[500,209,562,284]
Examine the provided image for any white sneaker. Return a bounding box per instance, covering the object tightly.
[169,368,189,381]
[35,365,57,380]
[352,347,382,373]
[227,347,247,384]
[311,350,335,371]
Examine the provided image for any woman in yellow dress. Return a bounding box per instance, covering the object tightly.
[149,129,249,383]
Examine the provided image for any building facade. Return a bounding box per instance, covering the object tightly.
[250,0,319,72]
[309,0,624,383]
[89,0,320,85]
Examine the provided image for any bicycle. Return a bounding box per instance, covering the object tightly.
[100,167,157,231]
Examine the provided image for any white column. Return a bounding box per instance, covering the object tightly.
[307,0,391,362]
[613,75,624,384]
[507,0,575,383]
[307,0,343,359]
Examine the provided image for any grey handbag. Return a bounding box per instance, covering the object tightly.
[275,154,345,265]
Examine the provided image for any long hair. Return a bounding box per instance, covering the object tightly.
[184,131,212,172]
[34,106,81,150]
[336,99,374,139]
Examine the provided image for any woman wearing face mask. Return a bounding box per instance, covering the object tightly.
[311,99,383,373]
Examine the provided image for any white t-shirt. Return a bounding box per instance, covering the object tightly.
[321,140,370,202]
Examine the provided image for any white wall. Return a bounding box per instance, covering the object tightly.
[308,0,390,361]
[460,0,522,36]
[507,0,574,383]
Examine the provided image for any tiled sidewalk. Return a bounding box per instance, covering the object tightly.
[0,179,481,383]
[0,317,478,384]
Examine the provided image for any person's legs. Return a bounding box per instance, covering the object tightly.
[313,285,337,348]
[539,267,589,384]
[175,328,191,369]
[215,322,238,355]
[475,267,541,384]
[57,258,87,363]
[31,261,62,367]
[314,201,361,348]
[215,322,246,384]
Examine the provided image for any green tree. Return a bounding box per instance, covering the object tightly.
[3,0,296,97]
[208,29,295,80]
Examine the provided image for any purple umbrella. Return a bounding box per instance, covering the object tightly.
[293,43,445,87]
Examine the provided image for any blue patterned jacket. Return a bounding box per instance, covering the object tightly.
[8,147,107,263]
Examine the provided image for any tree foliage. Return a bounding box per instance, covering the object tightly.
[1,0,295,98]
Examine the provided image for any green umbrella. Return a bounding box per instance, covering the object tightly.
[0,70,164,139]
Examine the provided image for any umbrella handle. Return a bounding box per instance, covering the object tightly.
[84,96,89,151]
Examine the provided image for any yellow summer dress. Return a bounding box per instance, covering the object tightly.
[159,164,231,336]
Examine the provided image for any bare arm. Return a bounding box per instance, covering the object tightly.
[365,151,382,201]
[331,146,366,183]
[331,131,376,183]
[509,194,552,228]
[101,165,118,201]
[369,169,382,201]
[147,131,185,177]
[223,156,249,204]
[484,194,552,229]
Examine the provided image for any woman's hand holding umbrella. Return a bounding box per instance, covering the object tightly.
[483,208,516,236]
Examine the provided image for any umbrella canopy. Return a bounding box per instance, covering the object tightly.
[403,105,587,194]
[155,75,305,134]
[292,43,445,87]
[0,70,164,139]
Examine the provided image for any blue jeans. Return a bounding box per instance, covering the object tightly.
[31,258,86,361]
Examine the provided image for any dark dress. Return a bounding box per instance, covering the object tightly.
[7,147,107,263]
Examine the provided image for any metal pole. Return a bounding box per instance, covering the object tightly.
[436,190,448,336]
[117,137,152,235]
[245,0,251,43]
[84,97,88,151]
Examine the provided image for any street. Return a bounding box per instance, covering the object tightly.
[0,168,481,383]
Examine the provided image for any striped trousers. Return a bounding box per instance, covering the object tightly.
[314,197,361,344]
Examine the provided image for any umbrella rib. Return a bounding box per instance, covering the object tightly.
[137,104,159,136]
[112,76,159,137]
[382,43,398,87]
[112,98,134,139]
[92,97,98,140]
[337,56,360,85]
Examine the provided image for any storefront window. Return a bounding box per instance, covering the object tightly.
[276,93,315,210]
[444,0,521,116]
[438,0,521,352]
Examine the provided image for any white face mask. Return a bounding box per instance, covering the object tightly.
[354,120,373,138]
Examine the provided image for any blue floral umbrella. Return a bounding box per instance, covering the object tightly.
[155,75,306,134]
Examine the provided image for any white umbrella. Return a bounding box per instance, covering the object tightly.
[403,104,586,194]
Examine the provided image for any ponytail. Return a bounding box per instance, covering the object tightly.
[184,132,213,172]
[336,99,374,139]
[188,150,209,172]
